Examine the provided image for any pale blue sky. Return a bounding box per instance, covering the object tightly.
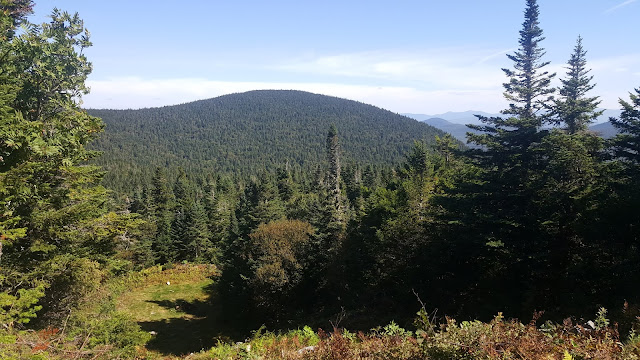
[32,0,639,113]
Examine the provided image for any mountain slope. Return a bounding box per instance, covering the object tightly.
[422,118,476,143]
[89,90,448,192]
[589,121,618,138]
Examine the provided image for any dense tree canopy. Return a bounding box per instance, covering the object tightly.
[87,90,450,193]
[2,1,640,357]
[0,1,147,327]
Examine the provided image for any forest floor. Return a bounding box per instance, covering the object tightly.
[115,264,228,358]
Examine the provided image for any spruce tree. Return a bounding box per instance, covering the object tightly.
[326,124,342,203]
[552,36,602,134]
[203,180,230,253]
[151,167,173,263]
[501,0,555,124]
[466,0,556,215]
[236,174,285,238]
[465,0,556,233]
[611,89,640,166]
[455,0,557,317]
[185,200,214,262]
[171,168,191,260]
[602,89,640,309]
[322,125,347,248]
[469,0,555,143]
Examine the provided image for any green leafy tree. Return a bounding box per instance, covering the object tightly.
[0,0,32,41]
[218,174,285,314]
[246,219,313,315]
[0,4,146,325]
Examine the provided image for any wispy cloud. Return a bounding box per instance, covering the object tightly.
[478,48,516,64]
[277,48,508,90]
[83,77,508,114]
[604,0,637,14]
[81,49,640,114]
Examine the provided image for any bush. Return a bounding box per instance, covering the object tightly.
[247,219,314,312]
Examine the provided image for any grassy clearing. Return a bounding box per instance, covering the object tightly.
[117,276,214,323]
[115,264,222,357]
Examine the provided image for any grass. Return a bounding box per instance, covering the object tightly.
[117,277,214,323]
[114,264,224,357]
[8,263,639,359]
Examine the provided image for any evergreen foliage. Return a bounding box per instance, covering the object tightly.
[3,1,640,356]
[611,88,640,166]
[552,36,602,133]
[0,1,148,327]
[87,90,448,193]
[501,0,556,124]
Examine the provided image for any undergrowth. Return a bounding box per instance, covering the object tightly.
[3,265,640,359]
[0,264,218,359]
[182,310,640,360]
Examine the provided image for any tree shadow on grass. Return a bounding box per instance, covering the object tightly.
[137,282,254,356]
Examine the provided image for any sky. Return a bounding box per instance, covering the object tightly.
[30,0,640,114]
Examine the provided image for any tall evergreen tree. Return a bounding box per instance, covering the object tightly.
[611,88,640,167]
[203,179,230,253]
[151,167,173,263]
[465,0,556,239]
[171,168,192,260]
[601,89,640,310]
[453,0,558,317]
[236,174,285,238]
[501,0,555,124]
[552,36,602,134]
[185,200,214,262]
[321,125,347,250]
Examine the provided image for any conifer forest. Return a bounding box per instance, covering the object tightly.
[1,0,640,358]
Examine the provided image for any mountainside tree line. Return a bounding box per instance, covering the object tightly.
[1,0,640,356]
[87,90,449,194]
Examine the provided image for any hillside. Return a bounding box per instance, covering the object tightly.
[421,117,477,143]
[590,121,619,138]
[88,90,448,193]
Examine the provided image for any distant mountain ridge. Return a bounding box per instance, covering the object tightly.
[403,109,622,126]
[405,110,623,142]
[421,118,478,143]
[89,90,448,193]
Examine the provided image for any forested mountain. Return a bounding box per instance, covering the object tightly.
[88,90,448,193]
[4,0,640,358]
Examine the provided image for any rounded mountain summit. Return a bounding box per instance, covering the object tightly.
[88,90,450,191]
